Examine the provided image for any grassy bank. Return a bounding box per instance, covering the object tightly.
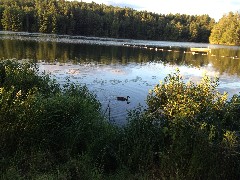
[0,60,240,179]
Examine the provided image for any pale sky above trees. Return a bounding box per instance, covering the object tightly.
[78,0,240,21]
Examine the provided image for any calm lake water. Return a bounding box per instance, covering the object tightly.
[1,31,240,125]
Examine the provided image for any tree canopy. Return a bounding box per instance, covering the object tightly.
[0,0,215,42]
[209,12,240,45]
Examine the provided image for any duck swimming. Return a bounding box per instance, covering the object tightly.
[117,96,130,101]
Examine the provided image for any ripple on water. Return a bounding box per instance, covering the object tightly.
[36,58,240,125]
[97,78,150,125]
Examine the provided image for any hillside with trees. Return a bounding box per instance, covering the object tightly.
[0,0,215,42]
[209,12,240,45]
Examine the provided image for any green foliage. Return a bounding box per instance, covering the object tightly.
[141,70,240,178]
[119,106,163,172]
[0,5,4,30]
[210,12,240,45]
[1,152,103,180]
[115,69,240,178]
[1,6,24,31]
[0,60,119,178]
[0,0,215,42]
[1,61,240,179]
[1,60,59,96]
[147,69,227,123]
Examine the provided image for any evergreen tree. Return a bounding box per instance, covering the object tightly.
[0,5,4,30]
[1,6,24,31]
[210,12,240,45]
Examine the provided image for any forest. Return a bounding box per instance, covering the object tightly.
[0,0,216,43]
[209,12,240,45]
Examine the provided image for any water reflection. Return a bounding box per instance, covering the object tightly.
[1,35,240,75]
[0,32,240,124]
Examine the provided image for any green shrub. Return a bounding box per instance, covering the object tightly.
[0,59,59,96]
[119,106,164,172]
[147,69,227,123]
[1,61,240,179]
[124,69,240,179]
[0,60,119,178]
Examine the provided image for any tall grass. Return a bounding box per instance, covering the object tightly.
[1,60,240,179]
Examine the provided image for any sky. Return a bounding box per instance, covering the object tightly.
[78,0,240,21]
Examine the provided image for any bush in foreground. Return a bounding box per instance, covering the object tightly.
[0,61,240,179]
[122,70,240,179]
[0,60,119,179]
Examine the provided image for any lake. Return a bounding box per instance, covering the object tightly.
[1,31,240,125]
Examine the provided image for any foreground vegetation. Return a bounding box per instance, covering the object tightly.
[1,60,240,179]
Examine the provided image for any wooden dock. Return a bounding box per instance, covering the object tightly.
[190,47,211,53]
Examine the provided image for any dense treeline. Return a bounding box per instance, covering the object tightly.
[210,12,240,45]
[0,0,215,42]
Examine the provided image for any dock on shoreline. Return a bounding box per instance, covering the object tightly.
[190,47,211,53]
